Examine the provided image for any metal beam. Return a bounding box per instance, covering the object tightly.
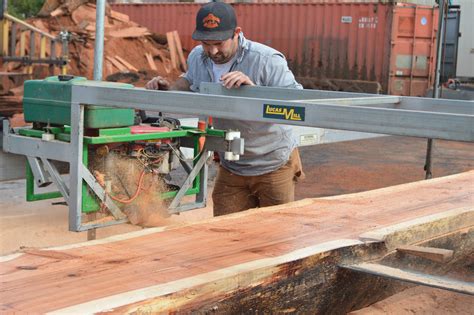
[341,263,474,295]
[295,96,401,106]
[201,83,474,115]
[71,84,474,142]
[2,133,71,163]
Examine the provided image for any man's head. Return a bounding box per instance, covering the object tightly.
[192,2,241,64]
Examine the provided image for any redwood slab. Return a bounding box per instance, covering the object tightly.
[0,172,473,313]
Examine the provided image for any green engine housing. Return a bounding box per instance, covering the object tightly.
[23,76,135,128]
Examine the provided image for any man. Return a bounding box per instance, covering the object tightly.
[146,2,303,216]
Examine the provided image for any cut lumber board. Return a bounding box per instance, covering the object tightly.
[0,171,473,313]
[173,30,187,71]
[166,31,178,70]
[114,55,138,72]
[71,5,109,26]
[49,7,65,17]
[145,53,157,71]
[110,9,130,23]
[107,27,151,38]
[105,56,128,72]
[396,245,454,263]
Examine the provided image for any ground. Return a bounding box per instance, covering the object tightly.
[1,135,473,312]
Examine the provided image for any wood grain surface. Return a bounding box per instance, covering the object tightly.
[1,171,472,313]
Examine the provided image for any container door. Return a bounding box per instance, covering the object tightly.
[389,5,438,96]
[440,7,461,82]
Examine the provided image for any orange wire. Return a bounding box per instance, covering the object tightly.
[108,169,147,204]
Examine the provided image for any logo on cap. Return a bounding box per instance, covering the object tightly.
[203,13,220,29]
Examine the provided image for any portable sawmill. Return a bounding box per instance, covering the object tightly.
[2,77,473,232]
[3,75,243,230]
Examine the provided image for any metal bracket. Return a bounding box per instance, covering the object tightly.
[80,164,127,220]
[340,263,474,295]
[41,158,70,204]
[27,156,51,187]
[168,149,211,214]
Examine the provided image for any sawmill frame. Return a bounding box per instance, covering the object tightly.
[2,83,473,231]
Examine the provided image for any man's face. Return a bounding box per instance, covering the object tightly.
[201,28,240,64]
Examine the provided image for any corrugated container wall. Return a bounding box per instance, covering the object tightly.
[111,3,438,96]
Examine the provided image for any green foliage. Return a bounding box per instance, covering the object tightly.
[7,0,46,19]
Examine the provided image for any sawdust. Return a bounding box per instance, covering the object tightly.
[91,152,174,228]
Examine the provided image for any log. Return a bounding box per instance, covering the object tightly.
[0,172,473,313]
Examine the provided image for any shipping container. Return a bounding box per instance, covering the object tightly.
[455,0,474,79]
[112,2,439,96]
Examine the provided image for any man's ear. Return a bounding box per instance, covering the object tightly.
[234,27,242,37]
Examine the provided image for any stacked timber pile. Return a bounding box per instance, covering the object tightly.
[0,0,187,119]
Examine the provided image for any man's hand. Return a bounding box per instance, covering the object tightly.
[221,71,255,89]
[145,76,171,90]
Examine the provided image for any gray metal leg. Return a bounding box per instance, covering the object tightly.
[41,158,70,204]
[168,150,211,213]
[81,164,126,220]
[69,102,84,232]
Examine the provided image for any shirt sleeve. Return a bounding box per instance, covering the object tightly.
[181,46,202,89]
[262,53,303,89]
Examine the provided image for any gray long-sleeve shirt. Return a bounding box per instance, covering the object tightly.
[183,33,302,176]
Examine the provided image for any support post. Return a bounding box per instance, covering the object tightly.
[93,0,106,80]
[425,0,447,179]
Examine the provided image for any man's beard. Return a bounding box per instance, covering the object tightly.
[208,52,228,64]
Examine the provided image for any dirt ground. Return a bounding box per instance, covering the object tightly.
[1,135,473,312]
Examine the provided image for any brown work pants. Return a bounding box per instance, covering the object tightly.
[212,149,304,216]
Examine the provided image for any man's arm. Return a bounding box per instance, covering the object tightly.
[145,76,191,91]
[263,54,302,89]
[170,77,191,91]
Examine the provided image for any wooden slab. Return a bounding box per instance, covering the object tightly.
[114,55,138,72]
[110,9,130,23]
[166,31,178,70]
[105,55,128,72]
[173,30,187,71]
[145,53,157,71]
[0,172,473,313]
[107,27,151,38]
[396,245,454,263]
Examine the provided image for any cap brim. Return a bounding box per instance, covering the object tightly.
[192,29,234,41]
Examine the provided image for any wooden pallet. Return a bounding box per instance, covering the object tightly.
[0,171,473,313]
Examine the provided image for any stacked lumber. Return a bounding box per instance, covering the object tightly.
[1,171,472,313]
[166,30,188,72]
[0,73,28,118]
[1,1,184,88]
[0,1,188,117]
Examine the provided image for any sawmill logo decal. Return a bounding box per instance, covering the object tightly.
[263,104,305,121]
[203,14,221,29]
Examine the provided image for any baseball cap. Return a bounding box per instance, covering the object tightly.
[192,2,237,41]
